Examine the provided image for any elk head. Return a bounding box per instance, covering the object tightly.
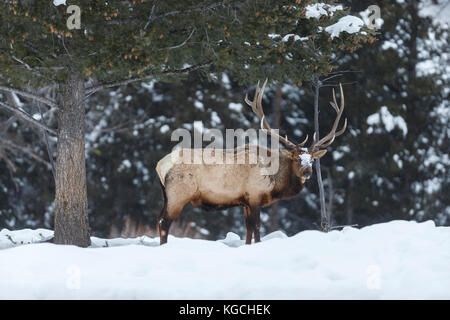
[245,79,347,183]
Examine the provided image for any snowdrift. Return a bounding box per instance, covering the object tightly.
[0,220,449,299]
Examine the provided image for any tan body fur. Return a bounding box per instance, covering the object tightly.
[156,145,308,244]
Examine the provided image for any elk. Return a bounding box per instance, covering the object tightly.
[156,80,347,245]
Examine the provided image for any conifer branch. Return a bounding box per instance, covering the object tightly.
[1,138,52,168]
[85,61,212,95]
[0,86,58,109]
[0,100,56,135]
[159,28,196,51]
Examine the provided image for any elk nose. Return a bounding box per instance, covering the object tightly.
[304,171,311,179]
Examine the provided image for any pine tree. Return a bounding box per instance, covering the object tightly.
[0,1,375,243]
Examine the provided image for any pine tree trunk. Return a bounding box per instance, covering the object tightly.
[53,74,90,247]
[313,78,329,232]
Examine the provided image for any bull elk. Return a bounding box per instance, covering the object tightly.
[156,80,347,245]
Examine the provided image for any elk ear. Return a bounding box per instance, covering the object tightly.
[311,149,327,159]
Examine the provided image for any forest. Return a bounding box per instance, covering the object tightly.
[0,0,448,245]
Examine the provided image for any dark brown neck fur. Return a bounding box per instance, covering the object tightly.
[269,153,304,201]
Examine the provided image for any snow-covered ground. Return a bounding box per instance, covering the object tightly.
[0,220,449,299]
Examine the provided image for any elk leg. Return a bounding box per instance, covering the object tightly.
[159,185,193,245]
[253,206,261,243]
[158,181,172,245]
[244,206,257,245]
[244,206,261,244]
[158,213,172,245]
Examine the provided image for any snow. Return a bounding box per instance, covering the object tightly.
[86,118,107,152]
[228,102,243,113]
[117,159,132,172]
[305,3,343,19]
[393,154,403,169]
[211,111,221,125]
[325,16,365,39]
[382,40,398,51]
[299,153,312,168]
[160,124,170,134]
[419,0,450,25]
[270,33,309,43]
[1,220,449,299]
[272,5,362,43]
[333,150,344,161]
[53,0,66,6]
[268,34,281,39]
[221,73,231,90]
[194,100,204,110]
[281,34,309,42]
[11,92,23,108]
[0,228,53,250]
[278,10,364,43]
[367,106,408,137]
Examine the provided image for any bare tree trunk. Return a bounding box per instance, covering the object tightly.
[53,74,90,247]
[312,77,329,232]
[326,168,334,226]
[270,80,283,232]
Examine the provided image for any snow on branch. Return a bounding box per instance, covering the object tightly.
[0,229,53,249]
[325,16,365,39]
[305,3,344,19]
[53,0,66,6]
[281,34,309,42]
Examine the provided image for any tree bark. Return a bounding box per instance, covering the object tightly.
[326,168,334,225]
[313,77,329,232]
[53,74,90,247]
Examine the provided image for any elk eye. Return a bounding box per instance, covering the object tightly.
[304,171,311,179]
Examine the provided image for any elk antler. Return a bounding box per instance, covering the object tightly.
[309,83,347,151]
[245,79,301,149]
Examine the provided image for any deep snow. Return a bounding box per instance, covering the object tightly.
[0,220,449,299]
